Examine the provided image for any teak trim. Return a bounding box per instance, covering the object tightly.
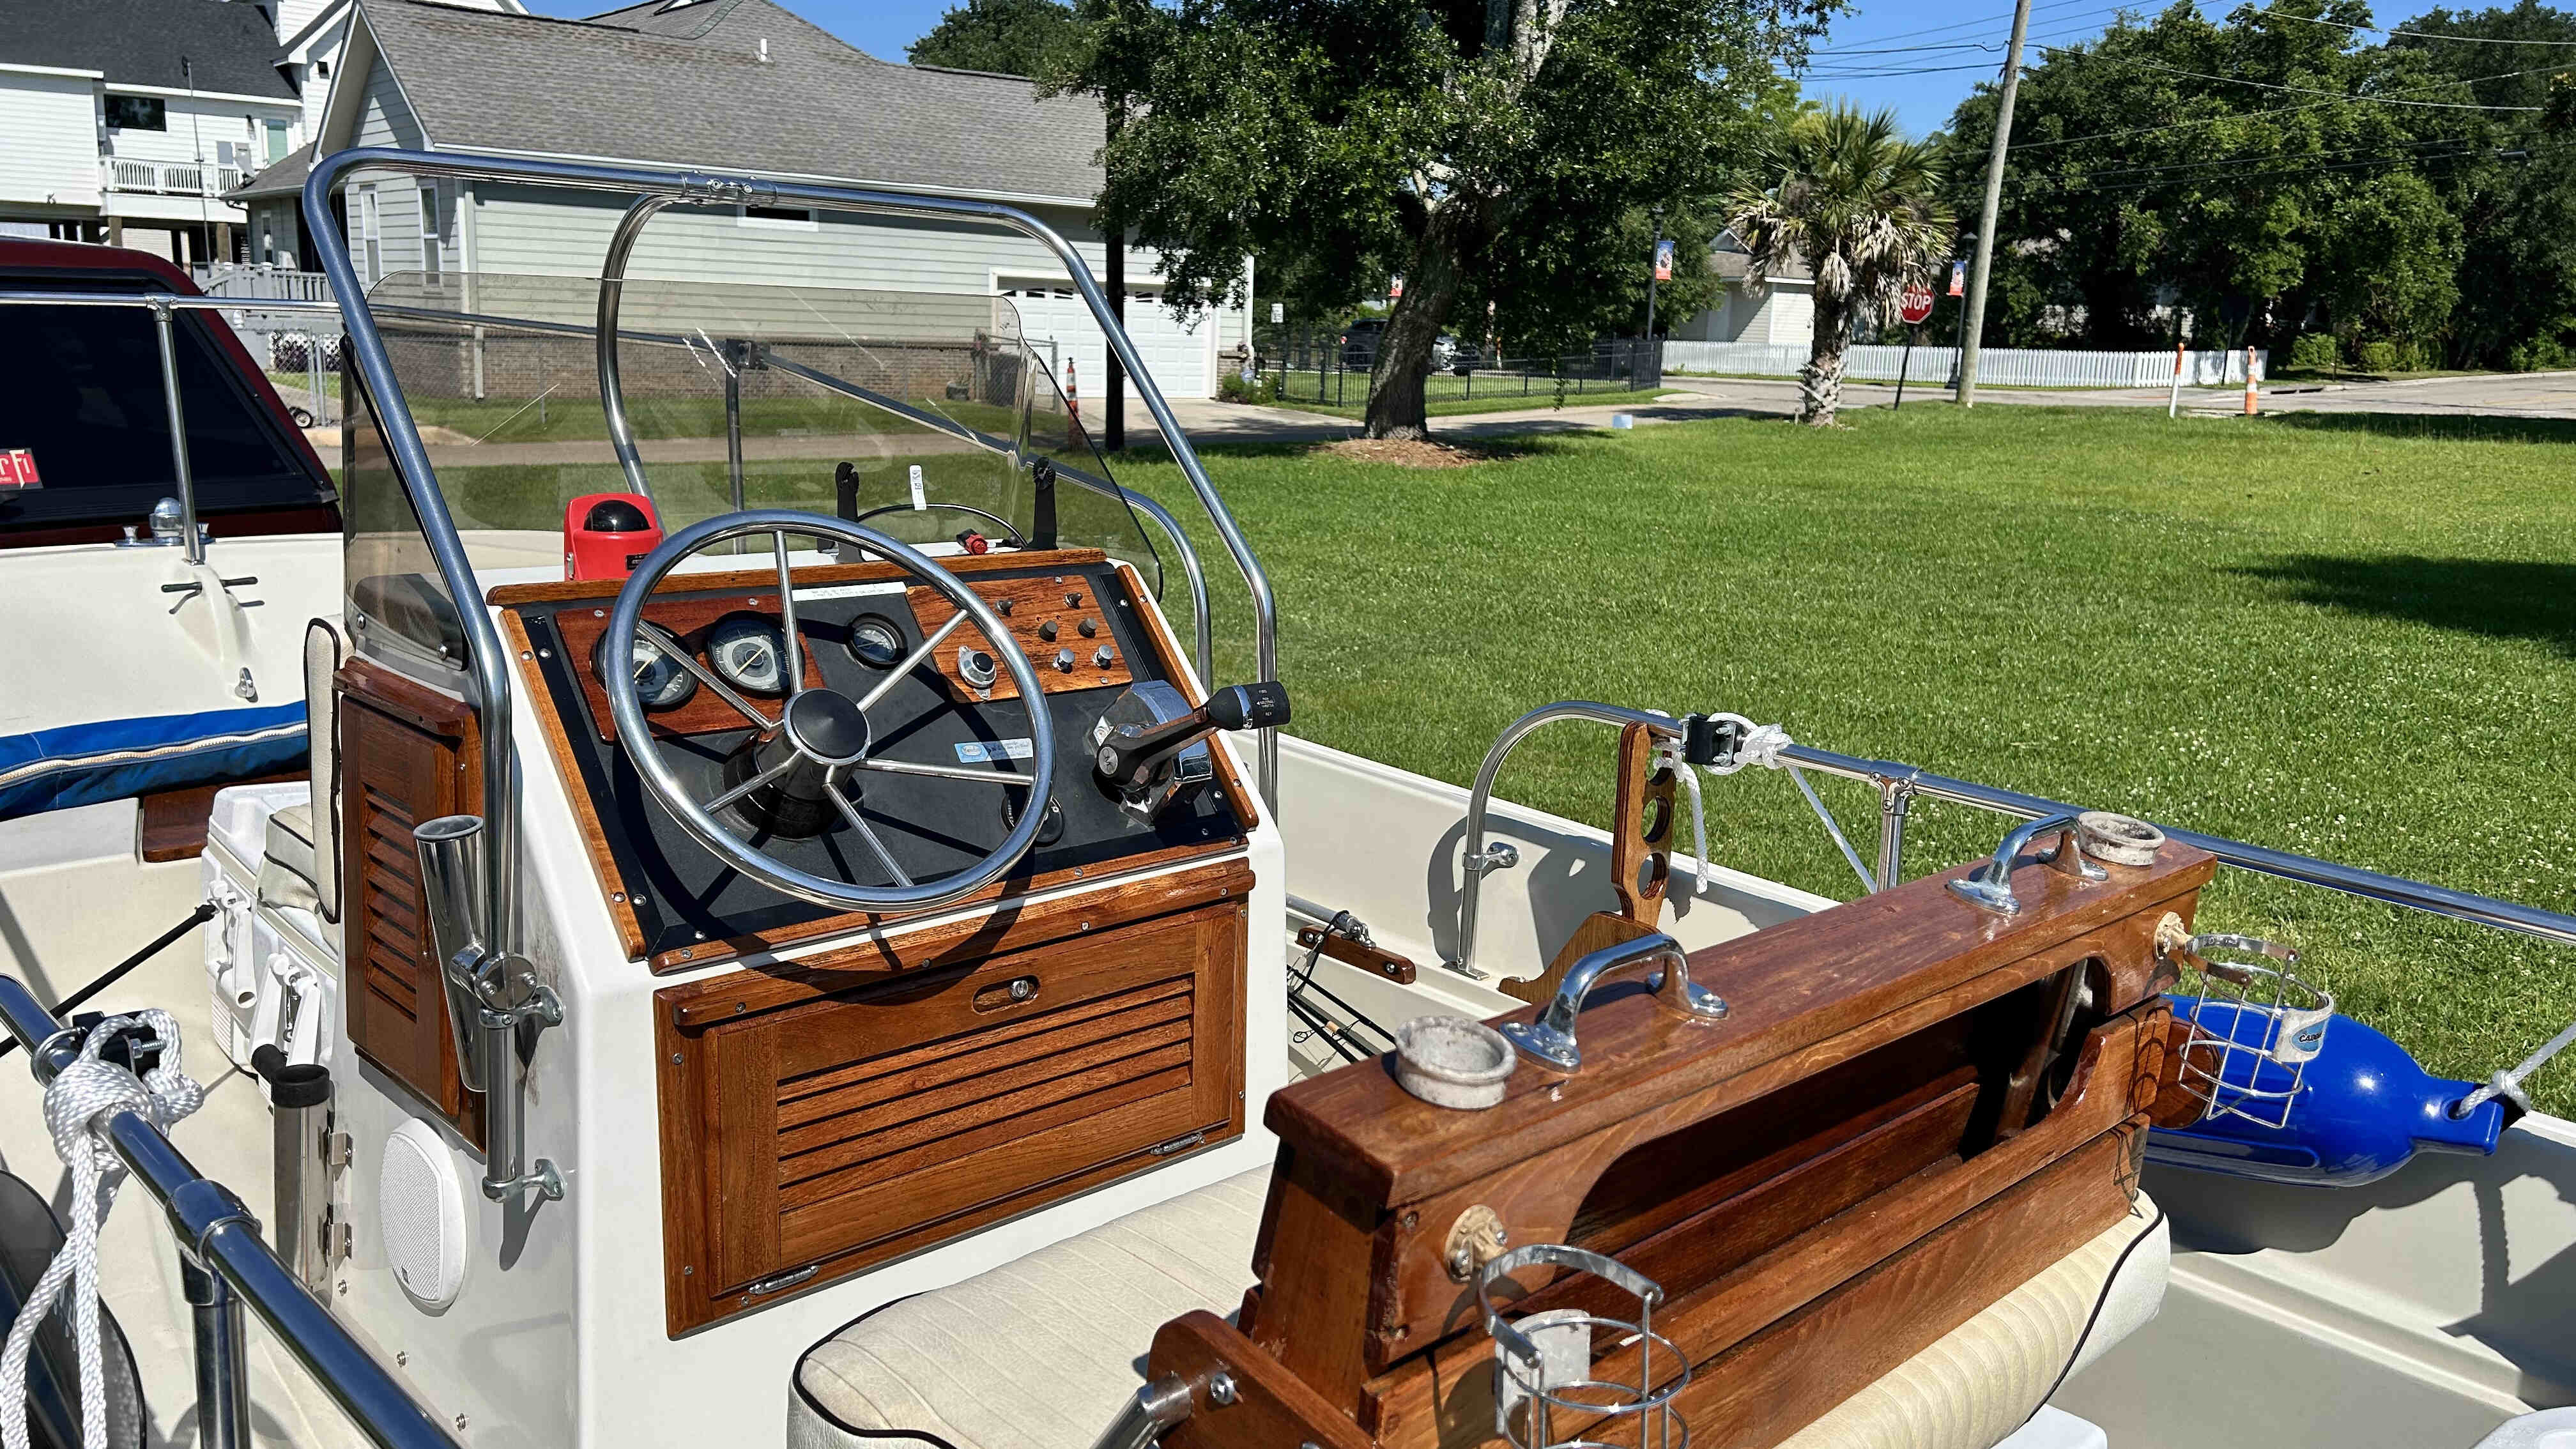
[494,553,1255,973]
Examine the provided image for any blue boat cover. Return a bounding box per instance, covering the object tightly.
[0,703,308,820]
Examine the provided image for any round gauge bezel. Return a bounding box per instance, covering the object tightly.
[845,613,908,670]
[592,629,698,712]
[705,613,792,697]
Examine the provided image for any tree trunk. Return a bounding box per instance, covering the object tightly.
[1800,286,1849,425]
[1363,207,1471,440]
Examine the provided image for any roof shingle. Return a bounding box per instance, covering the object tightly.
[360,0,1105,203]
[0,0,296,98]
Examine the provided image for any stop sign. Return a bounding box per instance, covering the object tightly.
[1899,285,1936,325]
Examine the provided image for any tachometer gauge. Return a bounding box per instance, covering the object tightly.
[706,614,792,696]
[592,629,698,712]
[845,613,907,670]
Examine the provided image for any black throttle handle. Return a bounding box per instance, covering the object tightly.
[1206,681,1291,733]
[1094,681,1291,790]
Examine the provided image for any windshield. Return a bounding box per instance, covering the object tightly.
[345,256,1160,659]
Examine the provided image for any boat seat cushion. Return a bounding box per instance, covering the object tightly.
[790,1167,1271,1449]
[788,1176,2166,1449]
[258,802,323,917]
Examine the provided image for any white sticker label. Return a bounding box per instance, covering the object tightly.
[797,581,908,602]
[955,738,1035,763]
[908,464,926,511]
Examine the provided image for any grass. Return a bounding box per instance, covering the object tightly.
[1261,384,1679,420]
[1110,406,2576,1114]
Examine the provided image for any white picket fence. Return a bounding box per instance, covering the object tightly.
[1663,341,2264,388]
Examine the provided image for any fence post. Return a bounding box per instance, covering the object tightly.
[2168,341,2185,418]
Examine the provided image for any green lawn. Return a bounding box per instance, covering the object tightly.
[1113,406,2576,1113]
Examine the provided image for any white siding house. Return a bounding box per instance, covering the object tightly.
[296,0,1244,399]
[0,0,312,261]
[1670,234,1816,349]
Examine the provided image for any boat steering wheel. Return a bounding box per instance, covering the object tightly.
[601,509,1057,913]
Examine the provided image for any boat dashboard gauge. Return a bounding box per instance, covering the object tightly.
[592,630,698,712]
[846,613,907,670]
[707,614,791,696]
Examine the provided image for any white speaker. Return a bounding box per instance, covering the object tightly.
[378,1119,468,1310]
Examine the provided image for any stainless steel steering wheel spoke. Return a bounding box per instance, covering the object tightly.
[853,755,1025,786]
[854,610,970,714]
[825,772,915,888]
[640,620,776,730]
[704,751,800,814]
[772,528,805,694]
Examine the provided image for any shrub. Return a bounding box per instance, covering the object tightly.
[1217,372,1278,404]
[2287,334,2341,372]
[2358,340,2400,374]
[2508,337,2572,372]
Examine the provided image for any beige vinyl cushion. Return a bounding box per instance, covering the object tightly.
[1775,1197,2169,1449]
[790,1168,1271,1449]
[788,1173,2166,1449]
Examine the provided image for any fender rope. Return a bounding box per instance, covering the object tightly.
[0,1010,205,1449]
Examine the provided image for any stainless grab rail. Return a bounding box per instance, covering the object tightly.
[1447,702,1687,976]
[307,147,1276,807]
[0,975,464,1449]
[1775,741,2576,949]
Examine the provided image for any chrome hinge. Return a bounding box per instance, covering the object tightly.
[1147,1130,1208,1158]
[743,1263,818,1298]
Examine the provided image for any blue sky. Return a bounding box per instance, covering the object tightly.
[528,0,2444,139]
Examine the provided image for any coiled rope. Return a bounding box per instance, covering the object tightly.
[0,1011,204,1449]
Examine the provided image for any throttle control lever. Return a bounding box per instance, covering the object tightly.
[1092,681,1289,822]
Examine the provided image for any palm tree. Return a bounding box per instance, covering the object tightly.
[1724,105,1955,426]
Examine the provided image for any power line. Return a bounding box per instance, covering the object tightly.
[1805,0,2117,51]
[2236,3,2576,47]
[2054,131,2505,182]
[2007,62,2558,148]
[2032,43,2556,107]
[2034,139,2560,196]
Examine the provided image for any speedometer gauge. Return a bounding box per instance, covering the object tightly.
[593,630,697,711]
[707,615,791,696]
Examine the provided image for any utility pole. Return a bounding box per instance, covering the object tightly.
[1956,0,2033,408]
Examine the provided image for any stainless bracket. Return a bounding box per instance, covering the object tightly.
[1499,933,1726,1073]
[1947,812,2107,916]
[1469,841,1521,875]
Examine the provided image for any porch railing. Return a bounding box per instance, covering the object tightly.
[103,158,248,197]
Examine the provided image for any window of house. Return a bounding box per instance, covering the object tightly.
[737,204,818,230]
[359,185,381,287]
[104,96,165,131]
[315,58,330,77]
[419,187,441,285]
[266,120,289,164]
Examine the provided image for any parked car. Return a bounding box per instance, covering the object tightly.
[1432,335,1481,374]
[1338,318,1387,369]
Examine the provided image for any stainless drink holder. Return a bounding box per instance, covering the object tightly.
[1478,1242,1690,1449]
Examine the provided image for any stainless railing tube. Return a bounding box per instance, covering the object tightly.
[1447,703,1689,976]
[1085,1373,1195,1449]
[147,298,206,567]
[1775,742,2576,949]
[308,147,1278,803]
[182,1253,250,1449]
[303,152,521,1023]
[594,193,682,509]
[0,976,466,1449]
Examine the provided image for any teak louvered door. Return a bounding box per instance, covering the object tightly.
[656,890,1250,1334]
[337,659,484,1149]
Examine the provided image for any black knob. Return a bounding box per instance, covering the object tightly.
[1078,617,1098,638]
[1207,681,1291,732]
[1038,619,1058,641]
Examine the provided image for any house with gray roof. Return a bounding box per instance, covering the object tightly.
[259,0,1245,398]
[0,0,316,261]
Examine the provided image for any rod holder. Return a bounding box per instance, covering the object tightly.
[414,815,494,1093]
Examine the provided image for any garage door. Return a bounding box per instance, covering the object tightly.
[998,278,1212,402]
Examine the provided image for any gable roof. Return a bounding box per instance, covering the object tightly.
[229,146,314,201]
[350,0,1105,206]
[0,0,298,98]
